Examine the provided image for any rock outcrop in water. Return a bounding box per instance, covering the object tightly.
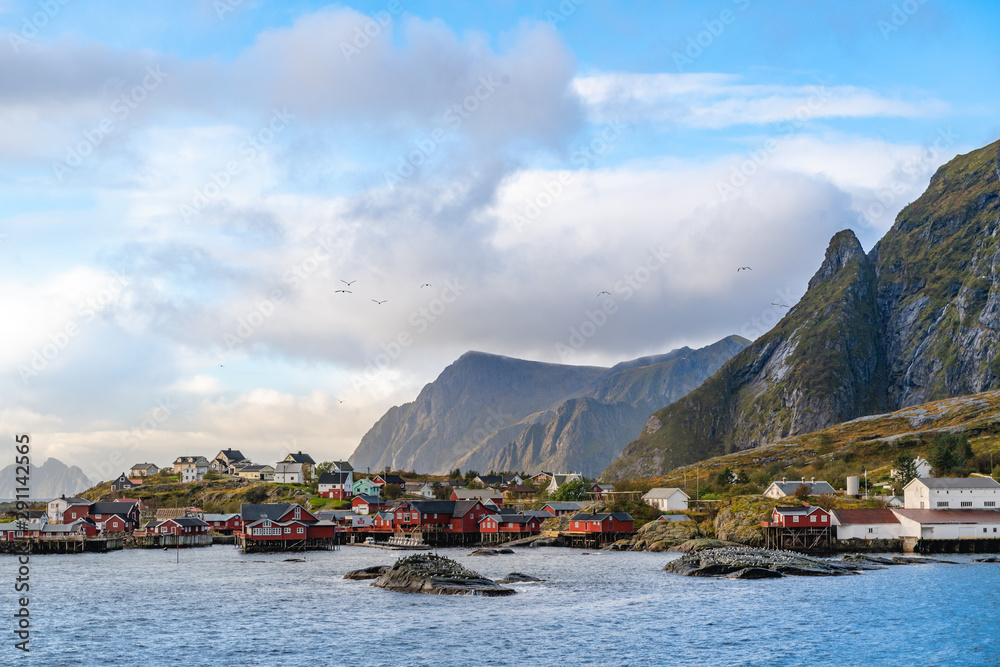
[343,565,390,580]
[663,547,880,578]
[371,554,516,596]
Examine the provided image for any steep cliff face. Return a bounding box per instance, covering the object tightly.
[604,140,999,480]
[349,336,749,475]
[874,140,1000,407]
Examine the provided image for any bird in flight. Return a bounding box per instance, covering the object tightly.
[771,302,789,308]
[737,266,752,272]
[372,299,387,305]
[421,283,432,288]
[597,291,612,297]
[335,289,352,294]
[341,279,356,287]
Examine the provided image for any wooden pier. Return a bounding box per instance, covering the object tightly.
[124,534,213,549]
[237,535,341,554]
[0,537,123,554]
[762,525,832,553]
[560,531,632,549]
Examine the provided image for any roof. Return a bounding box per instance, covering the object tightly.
[592,484,615,491]
[520,510,554,519]
[892,509,1000,524]
[452,500,485,518]
[832,509,900,525]
[642,487,689,499]
[274,462,303,474]
[215,449,245,461]
[238,464,274,472]
[318,471,351,485]
[773,506,827,516]
[570,512,634,522]
[332,460,354,472]
[173,456,209,465]
[377,474,405,485]
[156,508,188,520]
[542,501,584,510]
[353,494,383,504]
[911,477,1000,490]
[403,500,456,515]
[284,451,316,464]
[168,517,209,527]
[50,496,89,505]
[767,480,837,495]
[241,503,303,522]
[131,462,159,470]
[90,502,138,515]
[451,488,501,500]
[657,515,691,522]
[202,513,240,522]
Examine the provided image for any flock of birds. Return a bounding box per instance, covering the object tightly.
[333,279,435,305]
[593,265,789,308]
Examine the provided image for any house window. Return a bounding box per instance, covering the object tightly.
[284,527,291,534]
[986,502,996,507]
[810,515,816,523]
[793,516,799,523]
[297,527,304,534]
[961,502,972,507]
[937,502,949,508]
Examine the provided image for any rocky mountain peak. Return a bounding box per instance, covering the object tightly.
[806,229,866,291]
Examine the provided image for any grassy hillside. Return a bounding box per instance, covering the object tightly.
[618,390,1000,498]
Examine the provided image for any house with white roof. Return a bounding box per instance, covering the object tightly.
[642,488,690,511]
[902,477,1000,510]
[274,461,304,484]
[763,477,837,499]
[892,509,1000,540]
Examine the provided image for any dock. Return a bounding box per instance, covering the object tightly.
[350,536,431,550]
[0,537,123,554]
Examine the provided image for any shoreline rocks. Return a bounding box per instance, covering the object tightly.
[495,572,544,584]
[664,547,880,578]
[344,565,390,580]
[470,548,514,556]
[371,554,516,596]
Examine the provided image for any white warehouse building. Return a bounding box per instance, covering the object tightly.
[903,477,1000,510]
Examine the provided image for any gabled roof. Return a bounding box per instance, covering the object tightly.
[215,449,245,462]
[156,508,188,520]
[376,474,405,485]
[542,501,584,510]
[570,512,633,522]
[642,487,689,500]
[51,496,89,505]
[520,510,554,519]
[168,517,209,527]
[202,513,240,522]
[332,460,354,472]
[131,462,159,470]
[452,500,485,518]
[353,494,383,504]
[767,480,837,496]
[318,471,351,485]
[274,462,303,474]
[451,488,501,500]
[90,502,139,515]
[592,484,615,492]
[831,509,899,525]
[892,509,1000,524]
[284,451,316,464]
[174,456,210,465]
[238,464,274,473]
[658,515,691,522]
[241,503,311,522]
[403,500,456,515]
[773,505,827,516]
[910,477,1000,490]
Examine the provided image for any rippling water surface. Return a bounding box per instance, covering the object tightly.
[3,545,998,665]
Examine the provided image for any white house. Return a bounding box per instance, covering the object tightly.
[274,462,304,484]
[892,456,933,482]
[642,488,690,511]
[546,473,581,493]
[181,465,205,483]
[47,496,90,524]
[418,483,436,499]
[763,478,837,498]
[902,477,1000,510]
[892,509,1000,539]
[173,456,210,475]
[830,508,903,540]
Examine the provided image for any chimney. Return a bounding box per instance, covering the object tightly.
[811,477,815,484]
[782,477,786,484]
[801,477,805,483]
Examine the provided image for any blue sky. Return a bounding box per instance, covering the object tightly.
[1,0,997,476]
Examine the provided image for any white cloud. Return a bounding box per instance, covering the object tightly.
[574,72,949,127]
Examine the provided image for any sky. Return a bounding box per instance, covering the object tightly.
[2,0,999,480]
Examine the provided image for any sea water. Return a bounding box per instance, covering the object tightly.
[2,546,998,666]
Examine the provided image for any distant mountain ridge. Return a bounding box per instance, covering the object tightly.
[604,139,1000,480]
[0,457,93,500]
[349,336,749,476]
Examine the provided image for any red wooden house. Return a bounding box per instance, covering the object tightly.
[239,503,337,542]
[391,500,456,531]
[372,474,406,491]
[89,502,142,531]
[202,513,243,534]
[447,501,492,534]
[318,471,354,500]
[62,503,93,523]
[146,517,210,536]
[352,494,388,515]
[568,512,635,533]
[769,506,830,528]
[479,514,542,534]
[97,514,131,534]
[372,511,395,532]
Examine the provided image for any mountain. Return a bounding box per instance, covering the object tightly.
[349,336,749,476]
[0,457,93,500]
[604,139,1000,480]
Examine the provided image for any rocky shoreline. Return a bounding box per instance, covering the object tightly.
[663,547,884,578]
